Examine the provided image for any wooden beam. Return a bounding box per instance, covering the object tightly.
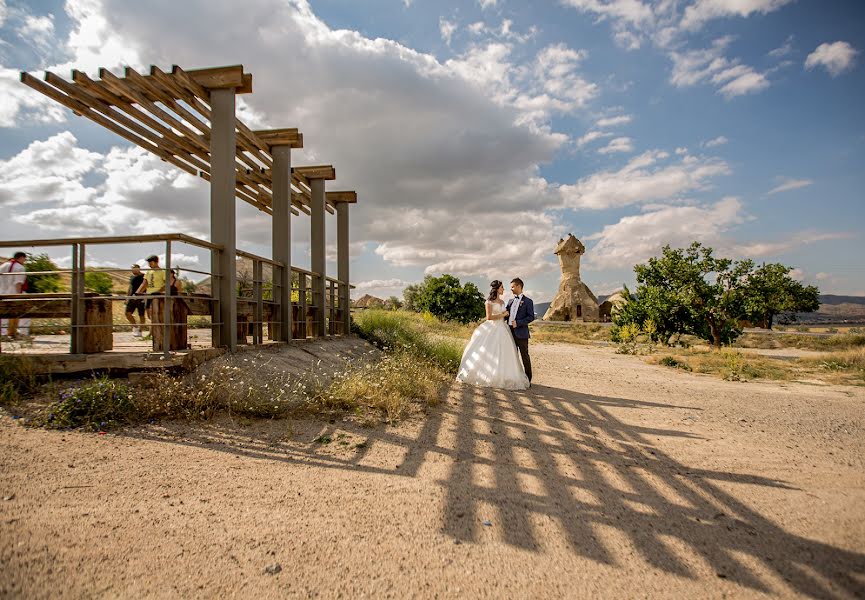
[253,128,303,148]
[293,165,335,180]
[327,191,357,203]
[183,64,248,91]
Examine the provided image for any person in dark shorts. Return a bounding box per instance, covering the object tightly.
[125,264,145,337]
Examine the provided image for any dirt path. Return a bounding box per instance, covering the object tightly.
[2,342,864,598]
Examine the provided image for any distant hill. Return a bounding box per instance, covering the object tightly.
[535,294,865,323]
[353,294,385,309]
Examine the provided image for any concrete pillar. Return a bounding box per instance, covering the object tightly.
[336,202,350,334]
[310,178,327,337]
[209,87,237,351]
[271,146,292,342]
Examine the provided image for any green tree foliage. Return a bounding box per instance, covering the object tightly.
[743,263,819,329]
[406,274,484,323]
[84,271,114,295]
[402,282,422,312]
[384,296,403,311]
[616,243,758,348]
[24,253,63,293]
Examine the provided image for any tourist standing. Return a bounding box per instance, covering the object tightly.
[0,252,27,339]
[136,255,166,325]
[125,264,146,337]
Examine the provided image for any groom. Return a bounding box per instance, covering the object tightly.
[506,278,535,383]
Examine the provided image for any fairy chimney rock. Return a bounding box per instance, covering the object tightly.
[543,234,600,322]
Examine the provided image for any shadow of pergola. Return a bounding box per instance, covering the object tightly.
[123,383,865,597]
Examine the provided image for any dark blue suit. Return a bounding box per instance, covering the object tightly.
[506,295,534,381]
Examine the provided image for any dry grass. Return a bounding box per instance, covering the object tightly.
[735,332,865,351]
[530,322,612,345]
[651,346,865,386]
[301,351,448,425]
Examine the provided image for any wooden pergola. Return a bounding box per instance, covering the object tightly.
[20,64,357,351]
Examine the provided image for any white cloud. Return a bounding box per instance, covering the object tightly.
[597,136,633,154]
[680,0,793,32]
[559,149,731,210]
[3,0,584,284]
[805,41,858,77]
[670,36,770,98]
[766,178,813,195]
[768,35,794,58]
[479,0,497,8]
[439,17,457,45]
[576,130,612,147]
[703,135,728,147]
[18,13,55,53]
[595,114,632,127]
[734,232,851,257]
[467,21,486,35]
[0,0,7,27]
[585,197,746,269]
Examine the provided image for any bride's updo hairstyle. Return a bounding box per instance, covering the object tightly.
[488,280,503,301]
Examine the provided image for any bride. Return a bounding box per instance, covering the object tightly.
[456,280,530,390]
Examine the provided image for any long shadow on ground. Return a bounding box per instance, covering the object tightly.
[121,383,865,598]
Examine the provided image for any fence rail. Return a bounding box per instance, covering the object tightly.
[0,233,351,357]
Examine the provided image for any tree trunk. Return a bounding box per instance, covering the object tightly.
[767,312,774,330]
[708,319,722,349]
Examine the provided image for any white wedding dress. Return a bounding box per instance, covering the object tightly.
[456,299,530,390]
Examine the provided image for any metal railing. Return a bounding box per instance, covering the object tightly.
[0,233,352,357]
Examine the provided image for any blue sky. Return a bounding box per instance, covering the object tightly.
[0,0,863,301]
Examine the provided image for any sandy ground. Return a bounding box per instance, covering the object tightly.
[1,342,864,599]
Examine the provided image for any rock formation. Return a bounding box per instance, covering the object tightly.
[543,234,600,322]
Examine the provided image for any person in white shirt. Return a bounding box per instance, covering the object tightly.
[0,252,27,339]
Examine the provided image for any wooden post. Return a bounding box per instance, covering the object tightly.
[336,201,350,335]
[310,178,326,338]
[253,258,263,344]
[271,145,291,342]
[209,87,237,351]
[297,272,308,339]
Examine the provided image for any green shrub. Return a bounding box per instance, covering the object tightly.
[42,377,134,430]
[659,355,692,371]
[85,271,114,295]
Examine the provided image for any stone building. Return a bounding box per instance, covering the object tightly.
[543,234,600,322]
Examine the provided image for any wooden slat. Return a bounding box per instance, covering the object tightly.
[327,191,357,203]
[253,128,303,148]
[184,64,246,90]
[294,165,337,180]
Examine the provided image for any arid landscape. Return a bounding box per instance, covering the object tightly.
[2,341,863,598]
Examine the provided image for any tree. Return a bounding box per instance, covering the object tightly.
[384,296,403,311]
[743,263,820,329]
[84,271,114,295]
[24,253,63,293]
[616,243,753,348]
[403,281,423,312]
[410,274,485,323]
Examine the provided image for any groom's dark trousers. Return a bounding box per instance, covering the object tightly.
[506,295,535,382]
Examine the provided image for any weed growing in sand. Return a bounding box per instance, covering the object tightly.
[41,377,134,430]
[303,350,447,424]
[352,310,463,373]
[0,355,40,404]
[659,356,692,371]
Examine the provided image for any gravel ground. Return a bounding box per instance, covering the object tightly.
[1,342,864,598]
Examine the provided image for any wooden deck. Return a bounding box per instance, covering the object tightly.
[1,330,233,374]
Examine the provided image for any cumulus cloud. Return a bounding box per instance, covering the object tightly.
[805,41,858,77]
[766,178,813,195]
[576,130,612,147]
[439,17,457,45]
[680,0,793,32]
[3,0,587,283]
[559,149,730,210]
[703,135,728,147]
[595,114,632,127]
[478,0,498,8]
[597,136,633,154]
[17,13,55,54]
[670,36,770,98]
[585,197,745,269]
